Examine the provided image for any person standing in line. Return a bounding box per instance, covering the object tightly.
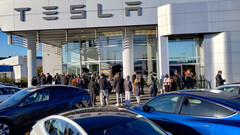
[99,74,109,106]
[216,70,226,87]
[185,69,194,89]
[163,74,171,93]
[40,74,47,85]
[114,72,124,106]
[88,75,98,106]
[172,70,180,91]
[147,72,154,93]
[139,74,145,95]
[132,72,137,85]
[150,79,158,97]
[46,73,53,84]
[62,73,68,85]
[54,73,60,85]
[133,76,139,95]
[124,75,132,108]
[31,76,38,86]
[72,75,77,87]
[134,82,141,106]
[76,74,82,88]
[147,72,154,86]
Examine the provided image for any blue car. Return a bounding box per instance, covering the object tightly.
[131,90,240,135]
[0,85,90,135]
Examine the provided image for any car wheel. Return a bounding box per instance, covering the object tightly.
[0,121,12,135]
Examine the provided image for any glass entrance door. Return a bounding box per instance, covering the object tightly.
[170,65,182,77]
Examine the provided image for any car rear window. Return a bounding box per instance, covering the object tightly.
[50,87,78,99]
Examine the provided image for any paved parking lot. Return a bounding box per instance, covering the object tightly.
[94,89,157,107]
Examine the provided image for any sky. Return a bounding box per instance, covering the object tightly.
[0,32,42,57]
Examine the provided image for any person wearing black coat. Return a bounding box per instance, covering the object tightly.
[216,70,226,87]
[99,74,109,106]
[139,74,145,94]
[46,73,53,84]
[134,82,141,106]
[88,76,98,106]
[172,70,180,91]
[62,74,68,85]
[150,80,158,97]
[114,73,124,106]
[31,76,38,86]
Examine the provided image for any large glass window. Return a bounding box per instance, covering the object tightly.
[147,95,180,113]
[180,97,235,117]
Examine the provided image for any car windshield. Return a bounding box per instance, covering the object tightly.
[74,116,167,135]
[0,87,33,109]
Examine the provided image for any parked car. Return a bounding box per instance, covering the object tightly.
[0,82,18,88]
[0,86,21,103]
[0,85,90,135]
[131,89,240,135]
[30,107,171,135]
[216,84,240,94]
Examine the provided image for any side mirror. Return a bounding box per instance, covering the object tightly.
[143,105,151,113]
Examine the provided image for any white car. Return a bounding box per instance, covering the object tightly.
[0,86,21,103]
[30,107,171,135]
[215,84,240,94]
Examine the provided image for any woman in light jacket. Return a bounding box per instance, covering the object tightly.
[163,74,171,93]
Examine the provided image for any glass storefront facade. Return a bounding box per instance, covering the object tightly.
[168,36,205,87]
[61,28,158,80]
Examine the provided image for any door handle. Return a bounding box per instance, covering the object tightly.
[200,125,209,127]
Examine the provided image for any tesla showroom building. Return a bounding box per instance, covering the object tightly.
[0,0,240,87]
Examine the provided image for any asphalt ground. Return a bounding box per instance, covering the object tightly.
[95,89,157,107]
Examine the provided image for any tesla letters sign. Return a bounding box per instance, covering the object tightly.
[14,1,142,22]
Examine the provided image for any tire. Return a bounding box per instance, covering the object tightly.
[0,121,12,135]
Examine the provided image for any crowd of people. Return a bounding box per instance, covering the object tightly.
[31,71,158,108]
[163,69,194,93]
[31,69,226,107]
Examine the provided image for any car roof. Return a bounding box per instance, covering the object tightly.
[0,85,20,89]
[24,85,84,92]
[168,89,240,110]
[60,107,146,131]
[217,84,240,87]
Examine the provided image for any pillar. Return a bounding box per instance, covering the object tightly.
[27,35,37,87]
[158,36,169,81]
[147,35,153,75]
[122,29,134,79]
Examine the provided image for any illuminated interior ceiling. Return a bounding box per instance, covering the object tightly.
[10,25,157,48]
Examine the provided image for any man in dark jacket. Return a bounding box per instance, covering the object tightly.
[88,75,98,106]
[172,70,180,91]
[114,72,124,106]
[46,73,53,84]
[62,73,68,85]
[134,82,141,106]
[150,79,158,97]
[99,74,109,106]
[216,70,226,87]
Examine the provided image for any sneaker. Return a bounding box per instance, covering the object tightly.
[115,104,119,106]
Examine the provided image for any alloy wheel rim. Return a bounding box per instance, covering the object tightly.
[0,123,9,135]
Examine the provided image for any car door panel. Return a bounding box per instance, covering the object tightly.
[172,96,217,135]
[15,88,51,126]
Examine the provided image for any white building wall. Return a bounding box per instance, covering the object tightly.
[0,56,42,81]
[158,0,240,87]
[42,44,62,76]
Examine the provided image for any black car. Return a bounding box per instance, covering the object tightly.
[30,107,171,135]
[0,85,90,135]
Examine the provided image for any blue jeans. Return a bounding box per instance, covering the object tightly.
[187,81,193,89]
